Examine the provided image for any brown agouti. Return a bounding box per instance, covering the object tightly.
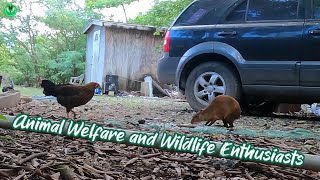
[191,95,241,128]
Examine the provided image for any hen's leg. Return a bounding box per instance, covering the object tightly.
[206,121,215,126]
[205,121,211,126]
[223,121,229,128]
[71,109,76,120]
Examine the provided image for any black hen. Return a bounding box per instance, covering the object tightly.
[40,80,101,120]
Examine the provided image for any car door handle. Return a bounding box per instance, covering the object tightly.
[217,31,237,36]
[309,29,320,35]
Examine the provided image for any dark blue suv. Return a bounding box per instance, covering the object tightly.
[157,0,320,113]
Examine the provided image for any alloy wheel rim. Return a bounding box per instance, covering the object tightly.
[193,72,226,106]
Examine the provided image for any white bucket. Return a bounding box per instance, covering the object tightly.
[144,76,153,97]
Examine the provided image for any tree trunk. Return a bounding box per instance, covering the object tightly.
[121,4,128,22]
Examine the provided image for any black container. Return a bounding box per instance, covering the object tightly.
[106,75,119,84]
[105,82,119,92]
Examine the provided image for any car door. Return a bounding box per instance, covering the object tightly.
[300,0,320,90]
[216,0,304,94]
[169,0,237,58]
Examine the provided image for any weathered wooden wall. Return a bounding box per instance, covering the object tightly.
[103,27,164,91]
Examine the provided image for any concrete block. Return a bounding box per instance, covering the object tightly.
[0,90,21,109]
[108,91,115,96]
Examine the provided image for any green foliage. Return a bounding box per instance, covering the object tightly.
[0,44,22,84]
[11,46,37,85]
[48,51,85,83]
[129,0,193,52]
[0,45,12,69]
[0,0,194,87]
[129,0,193,28]
[36,0,100,83]
[0,0,18,19]
[86,0,138,22]
[0,114,8,121]
[86,0,138,9]
[0,0,104,86]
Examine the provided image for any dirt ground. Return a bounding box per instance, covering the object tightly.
[0,95,320,179]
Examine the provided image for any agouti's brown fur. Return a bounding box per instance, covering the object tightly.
[191,95,241,128]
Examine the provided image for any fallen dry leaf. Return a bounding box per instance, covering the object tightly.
[0,97,319,179]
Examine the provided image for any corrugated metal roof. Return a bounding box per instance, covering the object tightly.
[83,19,167,34]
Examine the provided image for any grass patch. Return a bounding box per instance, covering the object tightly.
[13,86,43,97]
[93,95,148,108]
[92,95,184,109]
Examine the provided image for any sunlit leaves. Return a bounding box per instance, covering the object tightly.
[0,0,104,85]
[85,0,138,9]
[48,51,85,83]
[85,0,138,22]
[129,0,193,28]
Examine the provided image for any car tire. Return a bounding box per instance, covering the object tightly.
[185,61,241,111]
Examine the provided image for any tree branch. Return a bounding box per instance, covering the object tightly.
[121,4,128,22]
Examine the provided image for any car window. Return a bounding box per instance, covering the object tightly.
[224,0,248,23]
[247,0,299,21]
[313,0,320,19]
[173,0,218,26]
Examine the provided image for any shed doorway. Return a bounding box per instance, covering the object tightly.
[91,30,100,83]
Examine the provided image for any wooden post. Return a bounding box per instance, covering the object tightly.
[0,115,320,172]
[140,82,149,96]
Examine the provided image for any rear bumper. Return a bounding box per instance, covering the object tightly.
[157,53,181,85]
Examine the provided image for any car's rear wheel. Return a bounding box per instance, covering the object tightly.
[185,61,241,111]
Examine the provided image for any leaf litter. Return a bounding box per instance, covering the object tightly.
[0,96,319,179]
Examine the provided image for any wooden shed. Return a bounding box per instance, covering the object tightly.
[82,20,166,92]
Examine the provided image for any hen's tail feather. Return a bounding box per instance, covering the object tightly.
[41,80,57,97]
